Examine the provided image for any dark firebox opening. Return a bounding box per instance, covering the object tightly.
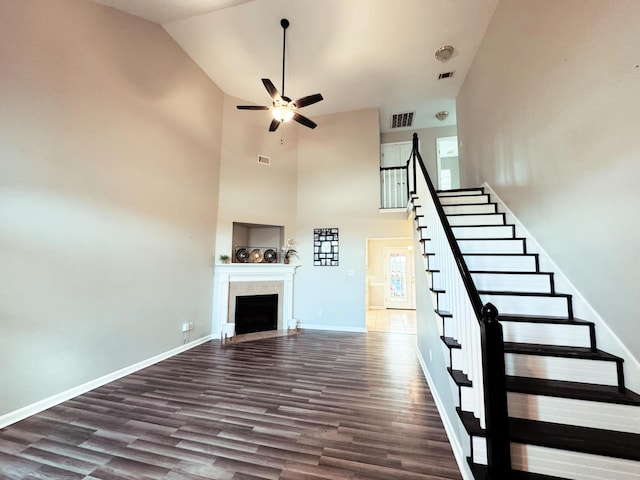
[235,294,278,335]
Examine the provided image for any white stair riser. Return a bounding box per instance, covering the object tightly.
[480,293,570,317]
[502,321,592,348]
[443,204,496,215]
[505,353,619,387]
[440,195,490,205]
[447,214,505,226]
[416,216,428,228]
[436,315,445,338]
[472,272,552,294]
[472,435,488,465]
[461,386,476,412]
[452,225,514,239]
[464,255,537,272]
[508,392,640,434]
[471,437,640,480]
[451,348,464,370]
[438,190,484,197]
[510,443,640,480]
[417,227,429,241]
[458,239,525,254]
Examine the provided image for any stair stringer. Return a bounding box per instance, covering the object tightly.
[482,182,640,393]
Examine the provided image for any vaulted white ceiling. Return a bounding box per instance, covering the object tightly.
[93,0,498,132]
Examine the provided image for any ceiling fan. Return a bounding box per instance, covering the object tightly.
[236,18,324,132]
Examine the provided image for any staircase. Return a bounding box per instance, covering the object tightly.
[412,187,640,480]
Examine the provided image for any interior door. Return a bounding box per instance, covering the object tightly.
[384,247,415,310]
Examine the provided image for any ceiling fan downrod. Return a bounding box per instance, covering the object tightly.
[280,18,289,98]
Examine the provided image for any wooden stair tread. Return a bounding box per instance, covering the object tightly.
[458,236,525,241]
[510,417,640,462]
[470,270,552,276]
[459,408,640,462]
[437,187,484,194]
[478,290,570,298]
[503,342,620,361]
[498,314,593,326]
[448,368,472,387]
[506,376,640,406]
[457,407,483,435]
[441,336,461,349]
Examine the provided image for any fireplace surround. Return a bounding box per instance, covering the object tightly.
[212,264,298,340]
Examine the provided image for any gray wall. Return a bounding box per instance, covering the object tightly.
[382,126,458,188]
[457,0,640,364]
[295,109,413,330]
[0,0,223,416]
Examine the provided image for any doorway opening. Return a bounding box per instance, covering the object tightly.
[435,136,460,190]
[365,237,416,334]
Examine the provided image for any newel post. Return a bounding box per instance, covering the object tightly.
[479,302,512,478]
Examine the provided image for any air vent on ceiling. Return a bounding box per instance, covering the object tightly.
[391,111,415,129]
[438,71,455,80]
[257,155,271,166]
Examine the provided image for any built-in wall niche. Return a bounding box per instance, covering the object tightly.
[232,222,284,263]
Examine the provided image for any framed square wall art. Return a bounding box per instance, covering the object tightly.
[313,228,339,266]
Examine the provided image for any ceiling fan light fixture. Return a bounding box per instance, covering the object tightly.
[272,105,294,122]
[435,45,454,62]
[236,18,323,131]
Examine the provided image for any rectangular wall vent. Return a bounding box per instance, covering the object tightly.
[391,111,415,129]
[438,71,455,79]
[257,155,271,165]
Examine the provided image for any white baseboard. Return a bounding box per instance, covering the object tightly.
[300,323,367,333]
[416,348,474,480]
[0,335,213,429]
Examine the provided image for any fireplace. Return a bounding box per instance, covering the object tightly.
[212,264,298,340]
[235,294,278,335]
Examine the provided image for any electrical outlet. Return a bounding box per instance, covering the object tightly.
[189,322,194,331]
[182,323,189,332]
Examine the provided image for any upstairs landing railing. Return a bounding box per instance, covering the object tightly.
[408,133,511,479]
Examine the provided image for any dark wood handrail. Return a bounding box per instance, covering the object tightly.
[410,132,511,478]
[410,133,484,319]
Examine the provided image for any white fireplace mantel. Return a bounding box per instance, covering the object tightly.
[212,263,299,337]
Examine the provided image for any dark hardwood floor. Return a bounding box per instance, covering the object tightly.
[0,331,462,480]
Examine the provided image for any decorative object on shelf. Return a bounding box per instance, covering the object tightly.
[263,248,277,263]
[234,246,277,263]
[313,228,339,266]
[219,254,230,264]
[235,247,250,263]
[249,248,264,263]
[282,239,298,264]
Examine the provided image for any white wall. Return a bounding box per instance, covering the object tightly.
[457,0,640,363]
[294,109,413,330]
[0,0,223,416]
[214,95,299,260]
[382,125,458,188]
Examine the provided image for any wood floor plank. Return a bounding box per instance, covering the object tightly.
[0,331,462,479]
